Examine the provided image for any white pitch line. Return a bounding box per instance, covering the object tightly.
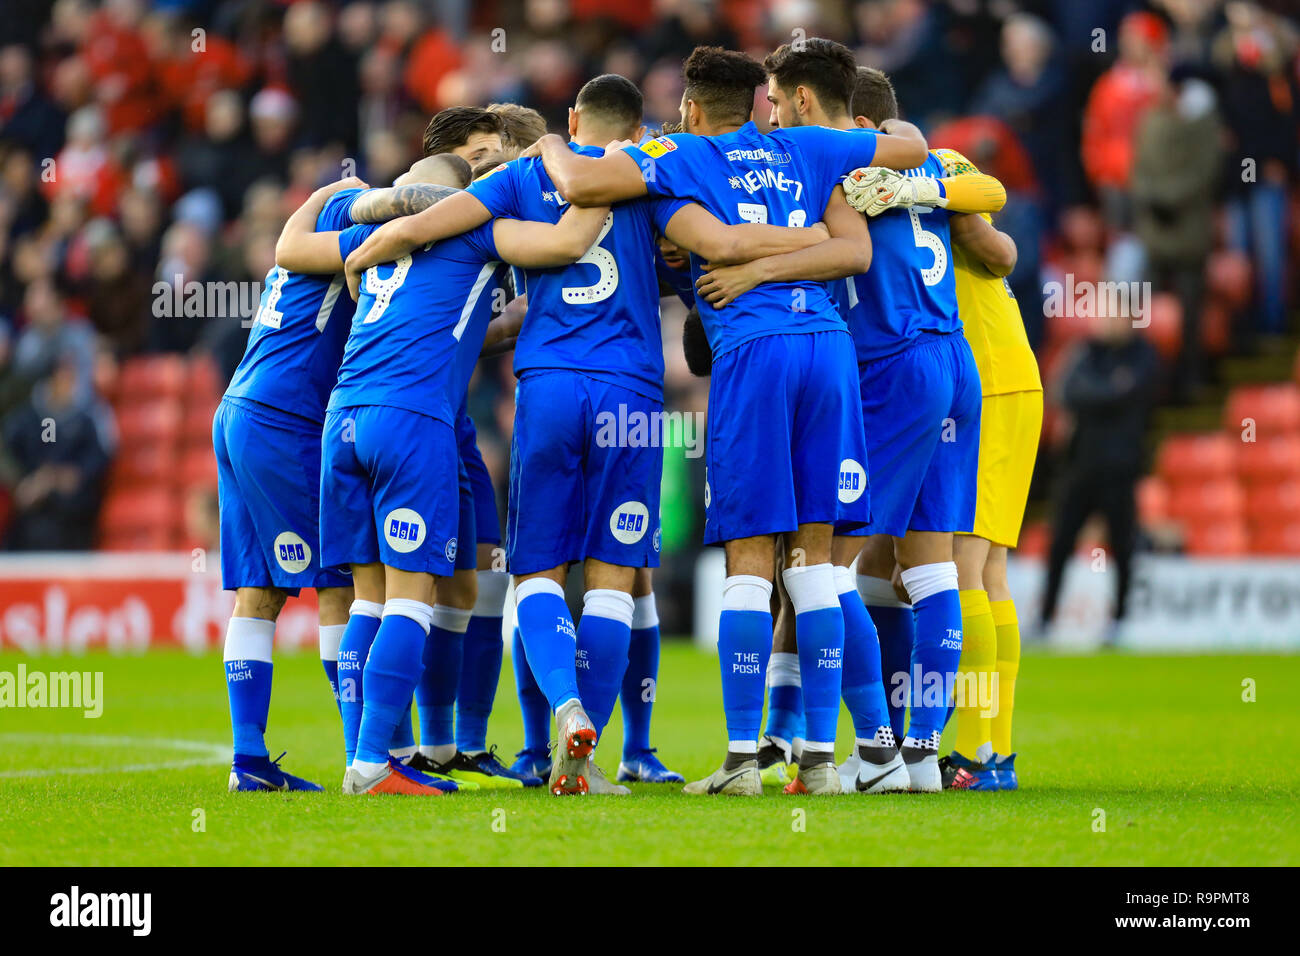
[0,733,228,778]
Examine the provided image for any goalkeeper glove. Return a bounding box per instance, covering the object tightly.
[842,167,943,216]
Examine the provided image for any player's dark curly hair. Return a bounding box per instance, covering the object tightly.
[682,46,765,128]
[682,307,712,377]
[422,106,504,157]
[851,67,899,126]
[763,38,857,117]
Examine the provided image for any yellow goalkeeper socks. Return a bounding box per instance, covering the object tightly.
[955,589,996,762]
[990,599,1021,755]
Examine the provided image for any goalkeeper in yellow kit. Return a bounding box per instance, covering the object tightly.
[847,151,1042,790]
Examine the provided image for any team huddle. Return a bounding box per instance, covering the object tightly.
[215,37,1043,798]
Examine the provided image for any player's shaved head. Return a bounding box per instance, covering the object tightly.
[395,152,472,188]
[681,46,766,130]
[421,106,504,160]
[851,67,899,127]
[763,38,857,119]
[487,103,548,156]
[574,74,643,139]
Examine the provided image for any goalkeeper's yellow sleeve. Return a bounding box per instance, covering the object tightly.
[935,173,1006,214]
[929,147,1006,214]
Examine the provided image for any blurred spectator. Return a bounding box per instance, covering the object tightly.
[13,278,95,398]
[284,1,359,150]
[176,89,258,219]
[1039,313,1162,643]
[1132,69,1223,400]
[1214,1,1298,335]
[1,352,113,550]
[0,44,66,160]
[1081,11,1170,229]
[971,13,1069,215]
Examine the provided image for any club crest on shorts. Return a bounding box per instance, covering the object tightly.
[445,537,458,563]
[384,507,426,553]
[610,500,649,544]
[652,527,662,553]
[838,458,866,503]
[273,531,311,574]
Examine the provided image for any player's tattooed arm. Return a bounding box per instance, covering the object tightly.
[491,203,612,268]
[534,133,648,206]
[870,118,929,171]
[347,183,462,224]
[661,203,829,265]
[275,176,367,274]
[344,191,494,299]
[694,187,869,309]
[949,213,1017,277]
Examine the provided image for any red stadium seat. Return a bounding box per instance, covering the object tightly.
[1155,432,1237,485]
[1243,479,1300,525]
[114,399,183,445]
[183,400,220,445]
[1249,521,1300,556]
[1205,249,1252,312]
[107,443,178,490]
[1236,434,1300,484]
[1223,383,1300,435]
[1167,478,1245,523]
[116,354,188,404]
[1137,475,1169,523]
[1182,520,1249,556]
[1141,292,1182,361]
[99,526,177,551]
[187,353,223,403]
[177,445,218,491]
[1201,302,1231,356]
[97,486,181,548]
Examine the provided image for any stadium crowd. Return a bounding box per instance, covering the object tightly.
[0,0,1296,632]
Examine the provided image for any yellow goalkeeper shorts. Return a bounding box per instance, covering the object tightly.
[961,389,1043,548]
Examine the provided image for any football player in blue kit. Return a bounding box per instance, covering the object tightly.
[216,153,474,792]
[343,72,834,796]
[526,46,930,795]
[276,177,612,796]
[703,57,1003,793]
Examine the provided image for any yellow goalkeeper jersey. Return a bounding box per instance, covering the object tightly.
[932,148,1042,396]
[953,236,1041,396]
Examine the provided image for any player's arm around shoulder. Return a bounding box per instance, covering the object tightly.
[343,190,493,299]
[694,187,869,309]
[533,133,648,207]
[275,176,367,273]
[950,213,1017,277]
[348,183,465,224]
[870,118,929,170]
[491,203,612,268]
[661,203,828,265]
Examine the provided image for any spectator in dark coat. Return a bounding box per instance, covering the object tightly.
[2,354,113,550]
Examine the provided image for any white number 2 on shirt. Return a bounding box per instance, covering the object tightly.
[562,212,618,304]
[908,208,948,286]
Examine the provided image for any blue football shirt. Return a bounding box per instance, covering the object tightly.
[223,187,367,423]
[327,221,502,425]
[621,123,878,359]
[834,150,961,362]
[467,144,687,402]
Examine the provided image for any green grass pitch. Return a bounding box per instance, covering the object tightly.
[1,645,1296,866]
